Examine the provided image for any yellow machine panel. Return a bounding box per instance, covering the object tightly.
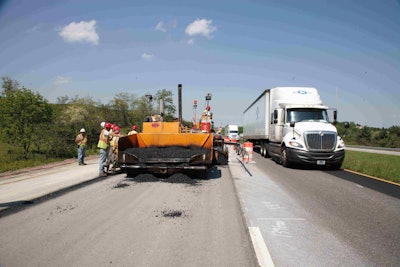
[142,122,180,134]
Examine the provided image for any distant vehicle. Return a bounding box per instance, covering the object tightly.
[242,87,349,169]
[224,124,239,143]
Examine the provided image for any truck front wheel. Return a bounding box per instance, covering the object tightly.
[281,147,291,168]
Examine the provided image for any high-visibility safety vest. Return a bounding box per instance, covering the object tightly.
[76,134,87,147]
[111,136,119,150]
[97,129,109,149]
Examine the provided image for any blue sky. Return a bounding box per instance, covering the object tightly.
[1,0,399,128]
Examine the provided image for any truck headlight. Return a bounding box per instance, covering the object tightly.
[338,139,345,148]
[289,140,303,148]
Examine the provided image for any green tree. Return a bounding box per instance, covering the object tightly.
[359,126,371,145]
[50,96,103,156]
[1,76,20,96]
[135,95,154,123]
[0,85,52,154]
[154,89,176,121]
[387,126,400,148]
[109,92,138,127]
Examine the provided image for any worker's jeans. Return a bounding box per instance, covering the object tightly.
[99,148,107,173]
[78,146,86,164]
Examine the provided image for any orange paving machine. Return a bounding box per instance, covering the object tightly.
[117,84,227,178]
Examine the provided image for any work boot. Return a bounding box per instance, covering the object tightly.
[99,172,107,177]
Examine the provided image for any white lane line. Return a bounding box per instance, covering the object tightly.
[249,226,275,267]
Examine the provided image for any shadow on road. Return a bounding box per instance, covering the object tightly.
[124,166,222,185]
[324,170,400,199]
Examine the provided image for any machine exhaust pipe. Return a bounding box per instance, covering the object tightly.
[178,84,182,127]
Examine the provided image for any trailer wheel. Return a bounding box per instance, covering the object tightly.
[260,145,266,157]
[261,142,270,158]
[281,147,291,167]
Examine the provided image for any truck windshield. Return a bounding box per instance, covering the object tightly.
[287,108,329,123]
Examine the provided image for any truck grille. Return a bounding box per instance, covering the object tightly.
[305,131,336,151]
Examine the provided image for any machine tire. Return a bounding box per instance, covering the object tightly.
[186,169,208,179]
[281,146,291,168]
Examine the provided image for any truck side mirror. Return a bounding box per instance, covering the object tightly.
[273,110,278,124]
[333,110,337,124]
[339,122,350,140]
[290,121,295,139]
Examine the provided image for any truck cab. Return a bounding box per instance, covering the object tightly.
[224,124,239,143]
[243,87,348,169]
[268,92,346,168]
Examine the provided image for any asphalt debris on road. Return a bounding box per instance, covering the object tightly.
[113,182,130,188]
[125,173,200,185]
[54,203,76,214]
[155,208,188,219]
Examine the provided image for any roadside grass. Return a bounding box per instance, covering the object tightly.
[0,146,61,173]
[0,142,97,173]
[343,150,400,184]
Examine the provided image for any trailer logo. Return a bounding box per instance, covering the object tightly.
[297,90,308,95]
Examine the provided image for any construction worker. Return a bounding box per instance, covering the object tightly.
[128,125,138,135]
[106,123,118,170]
[109,126,122,172]
[97,122,111,176]
[75,128,87,165]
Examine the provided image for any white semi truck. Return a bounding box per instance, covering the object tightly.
[243,87,348,169]
[224,124,239,142]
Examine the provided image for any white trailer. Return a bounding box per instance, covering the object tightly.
[243,87,348,169]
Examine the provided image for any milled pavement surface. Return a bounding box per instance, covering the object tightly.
[0,155,102,211]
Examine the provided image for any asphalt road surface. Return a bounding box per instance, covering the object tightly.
[230,148,400,266]
[1,146,399,266]
[0,166,257,266]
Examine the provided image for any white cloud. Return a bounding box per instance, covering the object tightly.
[53,75,71,85]
[187,38,195,45]
[185,19,216,39]
[59,20,99,45]
[154,19,177,33]
[155,21,166,32]
[141,53,154,59]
